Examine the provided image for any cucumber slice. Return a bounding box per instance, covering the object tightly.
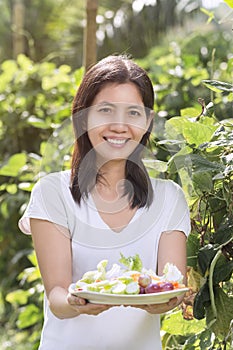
[125,282,140,295]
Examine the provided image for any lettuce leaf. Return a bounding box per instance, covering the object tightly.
[119,253,143,272]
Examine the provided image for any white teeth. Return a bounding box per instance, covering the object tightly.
[106,138,127,145]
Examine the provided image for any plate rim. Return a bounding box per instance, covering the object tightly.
[68,285,189,305]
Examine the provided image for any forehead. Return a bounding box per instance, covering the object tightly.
[92,83,143,105]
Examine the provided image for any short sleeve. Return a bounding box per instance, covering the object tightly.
[163,181,191,237]
[18,172,69,234]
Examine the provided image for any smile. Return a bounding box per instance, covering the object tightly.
[104,138,129,145]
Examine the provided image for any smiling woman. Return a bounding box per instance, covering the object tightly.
[18,55,191,350]
[71,55,155,209]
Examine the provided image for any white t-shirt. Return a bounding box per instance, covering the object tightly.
[19,170,190,350]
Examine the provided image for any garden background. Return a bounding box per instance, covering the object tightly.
[0,0,232,349]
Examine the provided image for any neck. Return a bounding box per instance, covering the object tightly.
[97,160,126,188]
[92,160,127,202]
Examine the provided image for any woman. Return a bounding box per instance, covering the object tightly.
[19,55,190,349]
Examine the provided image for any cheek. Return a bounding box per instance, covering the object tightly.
[87,113,106,133]
[133,124,148,140]
[87,126,104,147]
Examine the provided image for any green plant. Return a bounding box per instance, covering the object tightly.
[0,54,83,348]
[155,81,233,349]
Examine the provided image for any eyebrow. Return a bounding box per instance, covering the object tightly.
[127,105,144,110]
[96,101,115,107]
[96,102,144,110]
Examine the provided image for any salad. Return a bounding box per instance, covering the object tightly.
[73,254,186,295]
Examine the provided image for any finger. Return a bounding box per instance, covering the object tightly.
[83,303,113,316]
[167,297,178,307]
[67,294,87,306]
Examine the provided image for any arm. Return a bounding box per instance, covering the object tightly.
[157,229,187,306]
[30,218,111,319]
[133,230,187,314]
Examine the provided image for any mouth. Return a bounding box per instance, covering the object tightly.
[103,137,129,145]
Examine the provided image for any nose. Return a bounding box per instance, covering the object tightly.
[109,121,128,133]
[109,112,128,133]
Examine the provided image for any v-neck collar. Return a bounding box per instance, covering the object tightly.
[88,193,143,233]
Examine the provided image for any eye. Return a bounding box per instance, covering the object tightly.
[97,105,114,115]
[99,107,112,113]
[128,109,143,117]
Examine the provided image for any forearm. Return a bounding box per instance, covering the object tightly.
[48,286,80,319]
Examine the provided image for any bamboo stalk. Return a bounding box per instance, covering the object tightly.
[12,0,25,58]
[83,0,98,72]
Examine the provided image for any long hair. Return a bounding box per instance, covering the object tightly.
[70,55,154,208]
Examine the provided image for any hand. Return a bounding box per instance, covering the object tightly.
[67,293,114,316]
[126,297,179,314]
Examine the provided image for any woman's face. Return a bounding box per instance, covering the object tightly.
[87,83,152,163]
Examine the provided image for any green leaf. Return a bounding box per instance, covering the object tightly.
[190,154,224,173]
[41,66,73,91]
[165,117,218,147]
[193,282,210,320]
[119,253,143,272]
[213,256,233,284]
[202,80,233,93]
[165,116,184,140]
[183,329,213,349]
[17,54,34,72]
[182,121,217,146]
[167,147,193,174]
[27,116,51,129]
[206,286,233,339]
[17,304,41,329]
[200,138,233,150]
[180,107,200,118]
[214,216,233,245]
[192,171,213,193]
[224,0,233,9]
[162,310,206,336]
[18,267,41,283]
[0,60,18,91]
[0,153,27,177]
[0,200,9,219]
[143,159,167,173]
[6,184,18,194]
[198,244,218,276]
[27,251,39,267]
[6,289,29,305]
[18,182,34,192]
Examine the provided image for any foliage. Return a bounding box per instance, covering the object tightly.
[0,54,83,348]
[154,105,233,349]
[0,0,85,67]
[138,29,233,121]
[0,0,226,67]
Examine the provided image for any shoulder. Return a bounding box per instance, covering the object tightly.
[150,177,183,192]
[31,170,71,200]
[150,177,187,203]
[33,170,71,190]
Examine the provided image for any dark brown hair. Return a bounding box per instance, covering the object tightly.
[70,55,154,208]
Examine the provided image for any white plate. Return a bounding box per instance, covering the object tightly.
[68,284,189,305]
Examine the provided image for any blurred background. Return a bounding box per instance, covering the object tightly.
[0,0,229,67]
[0,1,232,349]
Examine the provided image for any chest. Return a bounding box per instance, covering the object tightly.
[98,206,138,233]
[90,185,140,232]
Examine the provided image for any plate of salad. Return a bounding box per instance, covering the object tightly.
[69,254,189,305]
